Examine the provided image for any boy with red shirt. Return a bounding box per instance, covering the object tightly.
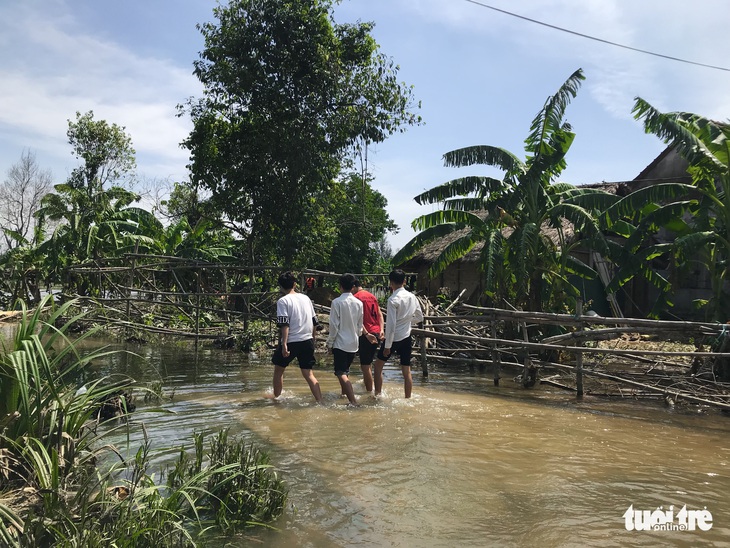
[352,277,384,394]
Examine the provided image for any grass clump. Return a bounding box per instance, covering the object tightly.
[0,297,286,547]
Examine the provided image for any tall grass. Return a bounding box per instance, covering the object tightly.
[0,297,287,547]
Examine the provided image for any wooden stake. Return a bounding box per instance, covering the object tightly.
[575,300,584,399]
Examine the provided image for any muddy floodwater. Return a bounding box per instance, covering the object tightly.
[9,324,730,547]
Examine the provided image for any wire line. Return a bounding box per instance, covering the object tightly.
[463,0,730,72]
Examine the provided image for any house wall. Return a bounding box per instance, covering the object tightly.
[413,262,483,303]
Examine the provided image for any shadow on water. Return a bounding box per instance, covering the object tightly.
[5,324,730,548]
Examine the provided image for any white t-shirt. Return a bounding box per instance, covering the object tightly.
[327,292,363,353]
[384,287,424,348]
[276,292,316,343]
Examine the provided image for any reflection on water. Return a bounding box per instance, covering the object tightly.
[8,327,730,547]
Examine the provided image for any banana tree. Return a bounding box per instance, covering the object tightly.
[630,99,730,321]
[395,69,612,312]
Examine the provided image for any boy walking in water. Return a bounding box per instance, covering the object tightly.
[352,277,384,394]
[327,274,377,405]
[271,271,323,404]
[373,269,423,398]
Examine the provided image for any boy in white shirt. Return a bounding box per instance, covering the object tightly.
[272,271,323,404]
[373,269,424,398]
[327,273,377,405]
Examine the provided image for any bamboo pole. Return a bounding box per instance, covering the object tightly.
[520,320,530,387]
[410,328,730,358]
[491,321,501,386]
[455,305,725,332]
[575,300,584,399]
[195,271,201,350]
[420,299,429,377]
[540,359,730,411]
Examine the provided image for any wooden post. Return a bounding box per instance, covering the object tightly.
[195,269,201,350]
[575,299,584,399]
[126,254,136,337]
[420,300,429,377]
[223,270,231,336]
[491,319,501,386]
[420,334,428,377]
[520,320,531,387]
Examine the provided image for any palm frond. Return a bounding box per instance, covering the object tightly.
[674,231,716,262]
[391,223,466,265]
[442,145,525,175]
[525,127,576,183]
[479,229,506,291]
[549,182,577,195]
[564,255,598,279]
[428,235,478,278]
[562,189,620,213]
[525,68,585,157]
[411,209,486,232]
[413,176,505,205]
[442,197,491,212]
[633,98,727,171]
[601,183,695,226]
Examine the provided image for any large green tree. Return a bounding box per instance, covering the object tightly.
[180,0,420,266]
[394,69,612,312]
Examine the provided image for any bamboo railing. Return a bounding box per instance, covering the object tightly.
[412,299,730,411]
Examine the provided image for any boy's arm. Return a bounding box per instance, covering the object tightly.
[384,298,397,350]
[377,302,385,340]
[413,298,424,325]
[327,302,338,348]
[280,325,290,357]
[276,299,290,356]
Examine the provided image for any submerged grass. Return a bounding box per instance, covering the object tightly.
[0,297,286,547]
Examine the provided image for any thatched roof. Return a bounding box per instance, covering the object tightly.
[398,214,576,269]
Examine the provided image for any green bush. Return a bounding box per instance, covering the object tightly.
[0,298,286,547]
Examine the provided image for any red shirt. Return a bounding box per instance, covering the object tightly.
[354,289,381,335]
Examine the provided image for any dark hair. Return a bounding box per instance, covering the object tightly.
[339,273,357,291]
[389,269,406,285]
[352,277,361,287]
[278,271,297,290]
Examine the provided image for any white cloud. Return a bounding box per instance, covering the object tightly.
[0,1,200,183]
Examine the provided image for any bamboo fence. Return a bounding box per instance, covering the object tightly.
[411,296,730,411]
[58,257,730,410]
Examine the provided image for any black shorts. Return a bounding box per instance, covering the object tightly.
[358,333,379,366]
[332,348,356,376]
[272,339,316,369]
[376,337,413,366]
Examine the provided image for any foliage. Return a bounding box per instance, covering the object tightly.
[31,112,149,290]
[180,0,420,266]
[167,429,287,532]
[394,69,612,312]
[630,99,730,320]
[0,296,131,485]
[326,173,398,273]
[66,111,136,196]
[0,298,286,547]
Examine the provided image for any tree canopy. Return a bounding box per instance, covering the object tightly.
[180,0,420,266]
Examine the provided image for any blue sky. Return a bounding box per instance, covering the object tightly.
[1,0,729,252]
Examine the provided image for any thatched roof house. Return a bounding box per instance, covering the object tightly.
[397,146,704,318]
[398,213,579,305]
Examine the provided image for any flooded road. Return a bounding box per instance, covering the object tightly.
[3,317,727,548]
[97,341,730,548]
